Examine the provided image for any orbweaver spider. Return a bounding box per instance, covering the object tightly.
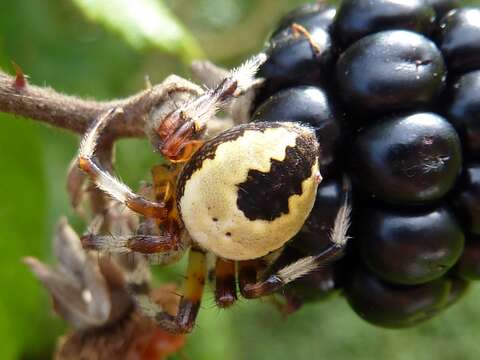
[77,54,350,334]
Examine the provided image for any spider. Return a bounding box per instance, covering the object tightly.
[77,53,350,334]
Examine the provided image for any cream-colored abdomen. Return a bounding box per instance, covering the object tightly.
[178,126,319,260]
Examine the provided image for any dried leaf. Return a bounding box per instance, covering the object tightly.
[66,158,87,211]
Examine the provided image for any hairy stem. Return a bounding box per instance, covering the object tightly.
[0,70,201,139]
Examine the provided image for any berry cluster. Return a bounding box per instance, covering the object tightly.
[253,0,480,328]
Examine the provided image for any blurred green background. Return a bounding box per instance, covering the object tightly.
[1,0,480,359]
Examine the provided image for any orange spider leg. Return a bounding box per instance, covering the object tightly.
[151,165,178,203]
[174,248,207,331]
[150,165,183,250]
[133,247,207,334]
[215,258,237,308]
[168,140,204,164]
[238,260,263,299]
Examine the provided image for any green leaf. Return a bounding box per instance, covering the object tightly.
[71,0,204,62]
[0,115,62,359]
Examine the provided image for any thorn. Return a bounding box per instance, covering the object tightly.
[11,61,28,89]
[22,256,37,267]
[291,23,322,56]
[145,75,153,90]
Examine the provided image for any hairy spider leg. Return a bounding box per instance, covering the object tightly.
[239,245,345,299]
[80,164,187,255]
[239,201,352,299]
[156,53,267,163]
[214,258,237,308]
[78,108,168,219]
[128,247,207,334]
[81,232,181,254]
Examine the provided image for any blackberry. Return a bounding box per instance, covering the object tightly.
[258,19,335,96]
[271,3,336,38]
[344,265,451,328]
[333,0,435,48]
[437,8,480,73]
[289,176,352,255]
[336,30,446,115]
[445,71,480,157]
[455,235,480,280]
[255,4,338,104]
[351,112,462,205]
[453,164,480,234]
[356,205,464,285]
[427,0,460,19]
[252,0,480,327]
[253,86,344,175]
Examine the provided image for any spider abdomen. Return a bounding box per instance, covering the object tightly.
[177,122,320,260]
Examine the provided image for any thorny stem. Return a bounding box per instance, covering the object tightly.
[0,69,202,139]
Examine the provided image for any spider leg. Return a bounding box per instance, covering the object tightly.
[240,246,344,299]
[78,108,167,219]
[214,258,237,308]
[238,259,263,299]
[240,201,352,299]
[81,209,184,254]
[127,247,207,334]
[156,53,267,162]
[81,233,181,254]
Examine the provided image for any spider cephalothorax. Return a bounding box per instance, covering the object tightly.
[77,54,350,334]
